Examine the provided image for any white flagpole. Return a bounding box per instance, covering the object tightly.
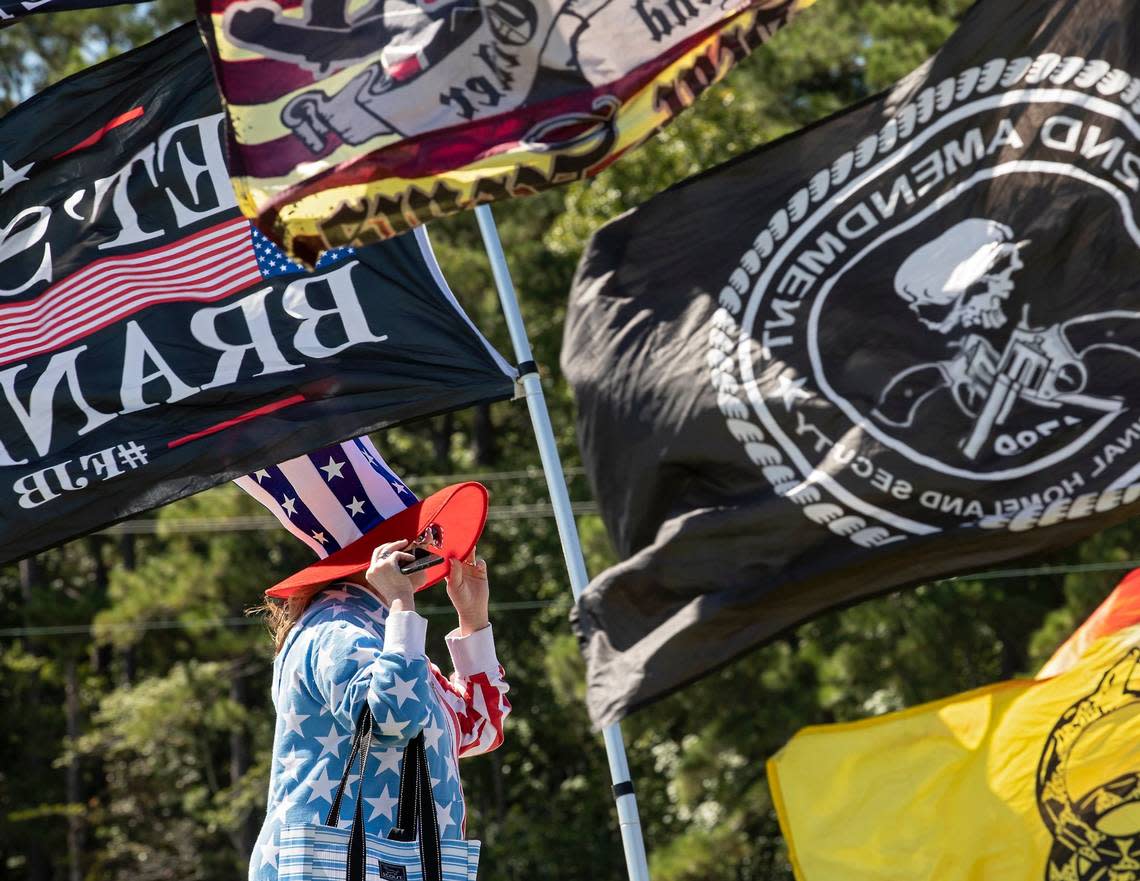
[474,204,652,881]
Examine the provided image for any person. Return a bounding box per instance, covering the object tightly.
[247,537,511,880]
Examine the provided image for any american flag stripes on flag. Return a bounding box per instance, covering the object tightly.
[0,220,355,370]
[0,219,260,369]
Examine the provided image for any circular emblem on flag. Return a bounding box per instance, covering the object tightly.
[1035,648,1140,880]
[711,54,1140,545]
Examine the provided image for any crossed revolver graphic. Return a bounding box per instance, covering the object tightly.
[872,219,1140,461]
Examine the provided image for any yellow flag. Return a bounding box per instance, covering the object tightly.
[768,577,1140,881]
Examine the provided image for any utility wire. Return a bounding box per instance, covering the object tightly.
[0,600,562,638]
[406,466,586,485]
[87,465,593,535]
[933,559,1140,581]
[98,502,600,536]
[2,561,1136,640]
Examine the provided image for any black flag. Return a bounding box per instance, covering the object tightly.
[0,24,515,564]
[564,0,1140,726]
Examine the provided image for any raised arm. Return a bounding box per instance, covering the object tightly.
[306,540,435,748]
[306,609,434,749]
[437,553,512,756]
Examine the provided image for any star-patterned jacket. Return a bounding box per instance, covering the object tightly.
[250,583,511,880]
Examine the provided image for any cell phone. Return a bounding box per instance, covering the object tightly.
[399,547,444,574]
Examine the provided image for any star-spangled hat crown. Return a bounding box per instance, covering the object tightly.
[236,436,489,598]
[235,436,418,560]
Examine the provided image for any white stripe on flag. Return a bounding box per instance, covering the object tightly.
[1,253,260,357]
[0,221,248,325]
[0,219,260,367]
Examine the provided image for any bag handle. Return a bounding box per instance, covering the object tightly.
[324,708,444,881]
[390,724,417,837]
[324,709,371,828]
[388,733,443,881]
[324,708,374,881]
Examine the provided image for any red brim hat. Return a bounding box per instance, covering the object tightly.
[265,482,488,599]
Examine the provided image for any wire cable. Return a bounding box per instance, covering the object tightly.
[2,560,1136,639]
[407,466,586,484]
[0,600,562,638]
[97,502,601,535]
[933,559,1140,581]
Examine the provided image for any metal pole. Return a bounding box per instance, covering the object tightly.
[474,204,651,881]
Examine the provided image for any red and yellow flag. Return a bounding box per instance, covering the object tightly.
[768,571,1140,881]
[196,0,814,262]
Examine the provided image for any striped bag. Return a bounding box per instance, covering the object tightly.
[278,709,480,881]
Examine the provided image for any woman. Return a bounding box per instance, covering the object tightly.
[249,538,511,880]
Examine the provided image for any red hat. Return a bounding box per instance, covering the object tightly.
[264,481,488,599]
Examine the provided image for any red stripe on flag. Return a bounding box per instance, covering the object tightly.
[215,56,317,105]
[0,219,261,367]
[1038,569,1140,677]
[386,53,423,81]
[225,3,762,188]
[2,236,256,347]
[470,671,508,753]
[167,395,306,448]
[54,106,146,159]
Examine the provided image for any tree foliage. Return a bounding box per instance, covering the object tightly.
[1,1,1135,879]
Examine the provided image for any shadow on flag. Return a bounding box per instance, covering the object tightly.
[562,0,1140,727]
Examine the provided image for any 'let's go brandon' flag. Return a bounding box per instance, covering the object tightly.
[767,569,1140,881]
[196,0,813,263]
[0,24,515,565]
[564,0,1140,726]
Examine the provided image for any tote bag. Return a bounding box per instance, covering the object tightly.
[278,708,481,881]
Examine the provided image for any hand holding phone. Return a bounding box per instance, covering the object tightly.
[398,524,445,575]
[399,548,444,574]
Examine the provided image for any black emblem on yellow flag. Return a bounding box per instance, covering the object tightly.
[1036,649,1140,880]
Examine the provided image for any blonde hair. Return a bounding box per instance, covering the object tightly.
[249,582,329,654]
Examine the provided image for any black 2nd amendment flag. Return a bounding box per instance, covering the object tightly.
[565,0,1140,726]
[0,24,515,565]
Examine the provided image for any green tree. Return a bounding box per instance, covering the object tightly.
[2,2,1136,880]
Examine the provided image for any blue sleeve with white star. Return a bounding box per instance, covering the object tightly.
[303,608,434,748]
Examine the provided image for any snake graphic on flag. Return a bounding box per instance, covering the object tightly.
[1036,649,1140,880]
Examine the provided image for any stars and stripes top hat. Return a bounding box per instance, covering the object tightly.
[235,436,488,598]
